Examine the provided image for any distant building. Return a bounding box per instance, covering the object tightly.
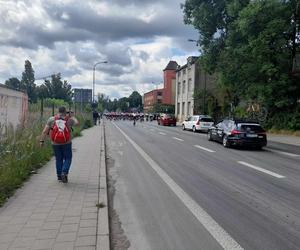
[162,60,179,105]
[175,56,216,122]
[74,88,92,104]
[143,89,164,113]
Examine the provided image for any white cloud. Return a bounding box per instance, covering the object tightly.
[0,0,199,98]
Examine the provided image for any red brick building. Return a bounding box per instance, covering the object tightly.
[162,61,178,105]
[143,89,164,113]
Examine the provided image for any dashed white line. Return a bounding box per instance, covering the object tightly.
[173,137,184,142]
[237,161,285,179]
[267,149,300,157]
[194,145,215,153]
[159,132,166,135]
[113,122,243,250]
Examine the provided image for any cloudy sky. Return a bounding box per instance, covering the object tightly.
[0,0,199,99]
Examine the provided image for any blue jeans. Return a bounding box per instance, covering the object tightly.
[53,143,72,177]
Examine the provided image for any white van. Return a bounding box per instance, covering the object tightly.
[182,115,214,132]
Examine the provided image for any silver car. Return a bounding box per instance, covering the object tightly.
[182,115,214,132]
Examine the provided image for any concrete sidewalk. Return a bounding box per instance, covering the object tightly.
[267,134,300,146]
[0,125,109,250]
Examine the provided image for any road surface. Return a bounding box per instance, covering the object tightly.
[104,119,300,250]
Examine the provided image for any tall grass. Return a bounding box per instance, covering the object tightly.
[0,108,93,206]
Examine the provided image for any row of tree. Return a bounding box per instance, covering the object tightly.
[182,0,300,129]
[96,91,143,112]
[4,60,144,113]
[4,60,72,103]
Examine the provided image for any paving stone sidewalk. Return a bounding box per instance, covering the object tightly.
[0,124,109,250]
[267,134,300,146]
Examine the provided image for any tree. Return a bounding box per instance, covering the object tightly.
[4,78,23,91]
[38,74,72,102]
[182,0,300,129]
[21,60,37,102]
[128,91,142,108]
[118,97,129,112]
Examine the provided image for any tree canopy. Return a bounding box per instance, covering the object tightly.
[182,0,300,129]
[37,74,72,102]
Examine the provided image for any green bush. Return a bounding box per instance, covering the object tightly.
[83,119,92,129]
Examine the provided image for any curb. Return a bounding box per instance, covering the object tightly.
[97,122,110,250]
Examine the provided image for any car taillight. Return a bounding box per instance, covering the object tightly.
[231,129,242,135]
[258,132,266,135]
[196,121,200,125]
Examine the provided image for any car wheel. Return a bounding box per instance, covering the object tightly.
[192,126,196,133]
[182,124,185,130]
[207,131,212,141]
[222,135,230,148]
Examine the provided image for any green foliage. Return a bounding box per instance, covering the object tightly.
[150,103,175,114]
[21,60,37,103]
[0,119,52,206]
[182,0,300,130]
[96,91,142,112]
[4,77,22,91]
[37,74,72,102]
[128,91,142,108]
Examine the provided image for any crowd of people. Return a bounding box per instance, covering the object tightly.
[103,112,160,122]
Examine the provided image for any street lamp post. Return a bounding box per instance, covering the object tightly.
[93,61,108,103]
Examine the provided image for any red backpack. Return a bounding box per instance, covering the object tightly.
[51,115,71,143]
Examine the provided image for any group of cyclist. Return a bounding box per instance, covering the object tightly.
[103,112,160,125]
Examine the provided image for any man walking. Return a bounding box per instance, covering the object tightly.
[40,106,79,183]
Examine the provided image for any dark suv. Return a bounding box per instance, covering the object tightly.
[207,119,267,149]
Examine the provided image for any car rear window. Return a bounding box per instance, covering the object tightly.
[164,114,174,118]
[200,117,213,122]
[238,124,264,132]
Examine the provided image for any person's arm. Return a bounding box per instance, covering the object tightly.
[39,125,50,147]
[71,117,80,127]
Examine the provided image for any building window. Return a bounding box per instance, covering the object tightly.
[177,82,181,95]
[177,103,180,115]
[188,79,192,92]
[178,71,181,77]
[183,69,186,75]
[182,81,186,94]
[182,102,185,115]
[187,102,191,116]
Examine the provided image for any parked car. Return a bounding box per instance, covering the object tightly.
[182,115,214,132]
[158,114,176,126]
[207,119,267,149]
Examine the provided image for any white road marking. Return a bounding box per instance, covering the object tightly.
[194,145,215,153]
[237,161,285,179]
[113,122,243,250]
[159,132,166,135]
[173,137,184,142]
[267,149,300,157]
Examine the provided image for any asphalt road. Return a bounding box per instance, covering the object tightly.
[104,119,300,250]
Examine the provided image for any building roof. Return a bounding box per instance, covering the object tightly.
[163,61,179,71]
[144,88,164,96]
[176,56,199,72]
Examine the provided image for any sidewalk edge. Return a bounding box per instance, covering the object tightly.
[97,122,110,250]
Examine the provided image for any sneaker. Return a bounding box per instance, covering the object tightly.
[61,173,68,183]
[57,176,62,181]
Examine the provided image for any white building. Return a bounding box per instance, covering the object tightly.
[175,56,216,122]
